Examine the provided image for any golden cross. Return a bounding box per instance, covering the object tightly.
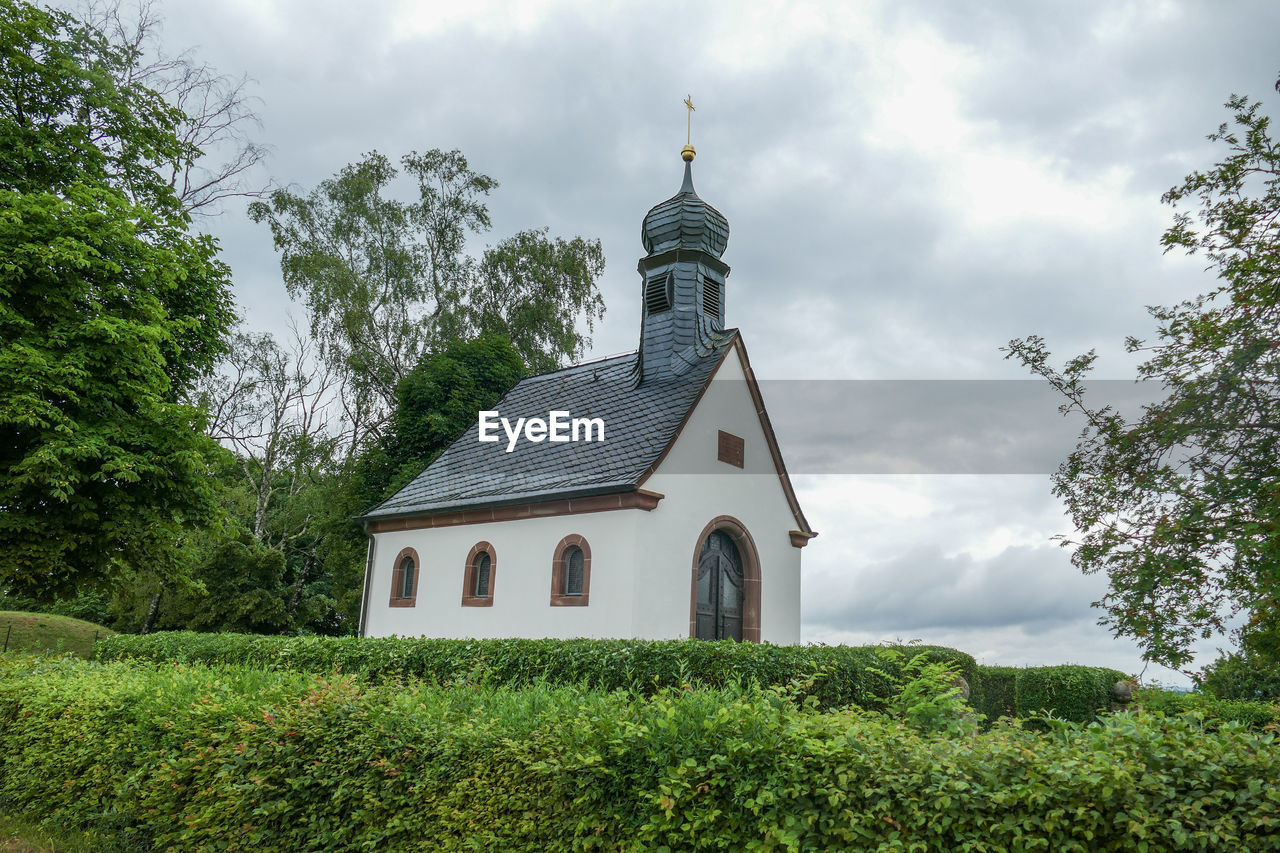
[684,95,695,145]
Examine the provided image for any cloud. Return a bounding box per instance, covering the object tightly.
[804,542,1102,632]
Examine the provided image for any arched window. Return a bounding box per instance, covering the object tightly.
[389,547,420,607]
[475,553,492,596]
[462,542,497,607]
[550,535,591,606]
[563,547,584,596]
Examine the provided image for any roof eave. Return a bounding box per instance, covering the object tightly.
[357,482,644,525]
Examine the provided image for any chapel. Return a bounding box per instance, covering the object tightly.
[357,143,815,643]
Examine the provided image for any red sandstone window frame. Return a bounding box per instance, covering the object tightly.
[388,547,420,607]
[461,541,497,607]
[549,534,592,606]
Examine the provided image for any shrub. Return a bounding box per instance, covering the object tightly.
[2,656,1280,851]
[1015,664,1128,723]
[970,664,1128,724]
[1135,687,1280,730]
[868,648,977,736]
[972,665,1019,721]
[94,633,977,712]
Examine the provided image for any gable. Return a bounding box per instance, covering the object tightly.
[641,338,813,537]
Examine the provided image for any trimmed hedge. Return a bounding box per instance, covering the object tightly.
[972,663,1129,723]
[972,665,1018,720]
[3,656,1279,851]
[94,632,977,712]
[1015,664,1128,722]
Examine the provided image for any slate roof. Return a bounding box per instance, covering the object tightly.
[361,331,738,520]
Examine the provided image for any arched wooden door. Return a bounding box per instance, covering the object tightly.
[695,530,744,641]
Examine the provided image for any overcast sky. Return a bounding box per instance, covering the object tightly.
[101,0,1280,685]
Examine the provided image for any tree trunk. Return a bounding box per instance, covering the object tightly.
[287,551,314,619]
[141,582,165,634]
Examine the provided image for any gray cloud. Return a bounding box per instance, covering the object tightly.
[804,542,1104,632]
[129,0,1280,387]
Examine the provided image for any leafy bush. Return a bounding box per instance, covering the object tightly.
[972,665,1019,720]
[1015,664,1128,723]
[868,648,977,735]
[3,657,1280,851]
[94,632,977,712]
[970,664,1128,724]
[1136,687,1280,730]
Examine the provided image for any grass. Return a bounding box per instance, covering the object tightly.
[0,812,131,853]
[0,612,113,659]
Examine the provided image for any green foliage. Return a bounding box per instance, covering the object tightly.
[1135,686,1280,730]
[0,809,130,853]
[1005,84,1280,670]
[248,149,605,423]
[3,657,1280,851]
[972,664,1019,721]
[1015,664,1128,723]
[475,228,606,374]
[359,332,526,504]
[0,1,235,599]
[867,648,976,735]
[158,535,291,634]
[0,610,112,658]
[0,182,228,598]
[0,589,111,626]
[0,0,187,216]
[971,664,1128,724]
[1197,649,1280,702]
[95,633,976,711]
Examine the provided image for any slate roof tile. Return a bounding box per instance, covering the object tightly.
[361,332,738,520]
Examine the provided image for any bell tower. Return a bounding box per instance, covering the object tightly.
[634,138,732,385]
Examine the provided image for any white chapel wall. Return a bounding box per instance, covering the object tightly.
[364,509,642,639]
[638,345,803,644]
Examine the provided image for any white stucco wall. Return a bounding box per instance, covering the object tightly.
[363,509,642,639]
[362,342,805,644]
[639,345,804,644]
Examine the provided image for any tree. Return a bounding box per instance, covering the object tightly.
[167,534,291,634]
[198,324,339,544]
[375,331,526,496]
[249,149,604,443]
[0,0,235,598]
[1005,83,1280,671]
[78,0,268,216]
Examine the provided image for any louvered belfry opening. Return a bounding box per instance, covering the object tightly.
[635,156,731,386]
[702,279,721,318]
[645,272,673,314]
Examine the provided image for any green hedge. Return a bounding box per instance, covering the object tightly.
[972,665,1019,720]
[3,656,1279,851]
[1135,687,1280,729]
[1015,664,1128,722]
[94,632,977,712]
[972,664,1129,723]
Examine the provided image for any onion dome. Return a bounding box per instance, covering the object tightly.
[641,153,729,259]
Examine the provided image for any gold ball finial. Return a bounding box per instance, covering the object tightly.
[681,144,696,162]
